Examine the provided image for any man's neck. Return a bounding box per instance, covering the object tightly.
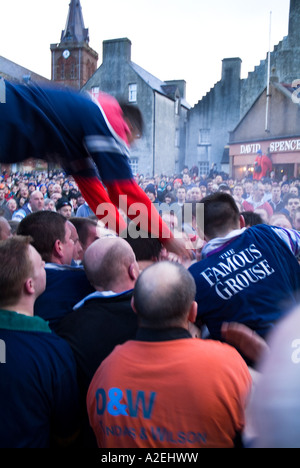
[0,303,34,317]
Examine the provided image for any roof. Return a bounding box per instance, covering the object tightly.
[0,56,50,84]
[231,80,299,134]
[130,62,191,109]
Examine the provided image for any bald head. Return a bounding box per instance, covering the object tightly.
[29,190,44,212]
[83,237,139,292]
[0,217,12,240]
[133,262,196,329]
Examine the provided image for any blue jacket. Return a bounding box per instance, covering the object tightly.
[0,310,79,447]
[0,81,131,180]
[189,225,300,340]
[34,263,94,331]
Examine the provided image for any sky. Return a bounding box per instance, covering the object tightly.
[0,0,291,106]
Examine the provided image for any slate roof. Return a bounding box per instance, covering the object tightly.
[61,0,89,44]
[130,62,191,109]
[0,56,50,84]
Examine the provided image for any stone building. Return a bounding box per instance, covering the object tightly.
[187,0,300,177]
[82,38,190,176]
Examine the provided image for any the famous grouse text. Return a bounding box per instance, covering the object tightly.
[201,244,275,300]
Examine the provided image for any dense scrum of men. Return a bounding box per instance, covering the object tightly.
[0,166,300,448]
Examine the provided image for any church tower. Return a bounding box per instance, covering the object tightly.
[50,0,98,89]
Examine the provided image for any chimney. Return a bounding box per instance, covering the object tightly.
[103,38,132,63]
[288,0,300,46]
[221,58,242,82]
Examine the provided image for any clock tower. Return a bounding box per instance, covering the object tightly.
[50,0,98,89]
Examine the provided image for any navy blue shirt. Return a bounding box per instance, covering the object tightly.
[0,81,132,181]
[34,263,95,331]
[189,225,300,340]
[0,310,79,448]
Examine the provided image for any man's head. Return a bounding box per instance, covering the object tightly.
[0,217,12,240]
[121,224,163,262]
[284,194,300,217]
[132,262,197,329]
[145,184,156,202]
[190,186,202,202]
[233,184,244,200]
[202,192,244,240]
[294,207,300,231]
[244,181,253,195]
[182,173,192,186]
[83,237,139,293]
[271,183,282,203]
[17,211,74,265]
[67,221,83,262]
[176,186,186,202]
[0,236,46,312]
[56,199,72,219]
[252,183,265,202]
[70,217,100,254]
[19,185,29,199]
[0,188,5,202]
[29,190,45,213]
[120,103,144,145]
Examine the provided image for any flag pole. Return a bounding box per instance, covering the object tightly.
[265,11,272,133]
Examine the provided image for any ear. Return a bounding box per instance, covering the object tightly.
[187,301,198,324]
[239,215,246,229]
[53,239,63,259]
[24,278,35,295]
[128,263,139,281]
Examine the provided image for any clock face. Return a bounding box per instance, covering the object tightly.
[62,49,70,59]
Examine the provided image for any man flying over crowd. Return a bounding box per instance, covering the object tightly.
[0,79,188,257]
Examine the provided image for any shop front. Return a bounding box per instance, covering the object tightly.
[230,137,300,180]
[228,81,300,181]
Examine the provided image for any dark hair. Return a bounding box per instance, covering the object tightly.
[133,262,196,329]
[202,192,240,239]
[121,224,163,261]
[119,102,144,137]
[241,211,263,227]
[69,217,98,248]
[283,192,300,206]
[17,211,67,262]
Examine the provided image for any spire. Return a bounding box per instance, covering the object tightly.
[61,0,89,44]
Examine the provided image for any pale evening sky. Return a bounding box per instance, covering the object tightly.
[0,0,291,106]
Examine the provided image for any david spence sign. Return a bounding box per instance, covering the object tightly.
[269,139,300,152]
[240,139,300,155]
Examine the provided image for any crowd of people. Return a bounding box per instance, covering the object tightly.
[0,166,299,236]
[0,163,300,449]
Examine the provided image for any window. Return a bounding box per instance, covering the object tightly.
[70,63,75,79]
[128,84,137,103]
[91,87,100,98]
[60,63,65,80]
[129,158,139,175]
[175,98,180,115]
[199,129,210,145]
[198,162,209,176]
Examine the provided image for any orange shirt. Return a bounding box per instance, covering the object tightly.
[87,338,251,448]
